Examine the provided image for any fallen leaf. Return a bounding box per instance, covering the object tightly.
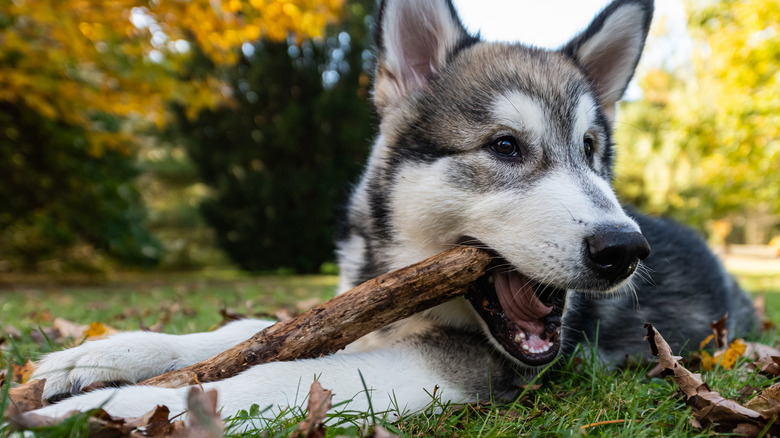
[744,383,780,416]
[710,314,729,349]
[8,397,193,437]
[749,355,780,377]
[644,324,765,432]
[140,320,165,332]
[6,378,45,414]
[126,405,188,437]
[51,317,88,341]
[83,321,117,340]
[293,381,333,438]
[179,387,224,438]
[12,359,36,384]
[744,342,780,360]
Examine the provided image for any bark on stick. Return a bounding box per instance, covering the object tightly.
[140,246,492,388]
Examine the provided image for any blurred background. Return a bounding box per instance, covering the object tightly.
[0,0,777,280]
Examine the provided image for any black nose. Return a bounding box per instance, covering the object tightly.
[584,230,650,282]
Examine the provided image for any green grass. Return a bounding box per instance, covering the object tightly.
[1,270,778,437]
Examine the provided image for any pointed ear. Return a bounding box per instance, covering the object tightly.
[373,0,476,113]
[562,0,653,121]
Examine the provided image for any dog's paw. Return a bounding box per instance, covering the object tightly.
[33,332,185,401]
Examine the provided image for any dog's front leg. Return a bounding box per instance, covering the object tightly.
[33,329,519,427]
[31,344,469,427]
[32,319,274,401]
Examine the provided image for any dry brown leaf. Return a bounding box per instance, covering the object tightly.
[12,359,37,384]
[51,317,89,341]
[8,396,195,437]
[177,387,224,438]
[744,383,780,416]
[749,355,780,377]
[644,324,766,433]
[123,404,188,437]
[140,320,165,332]
[293,381,333,438]
[710,314,729,349]
[744,341,780,359]
[6,378,45,414]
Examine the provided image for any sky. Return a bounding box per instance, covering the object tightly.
[451,0,694,94]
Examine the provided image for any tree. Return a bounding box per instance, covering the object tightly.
[173,1,374,273]
[614,0,779,242]
[0,0,343,271]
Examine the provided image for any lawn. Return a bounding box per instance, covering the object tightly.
[1,268,778,437]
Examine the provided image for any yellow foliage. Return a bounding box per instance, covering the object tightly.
[701,338,747,371]
[82,321,119,340]
[0,0,343,154]
[615,0,780,227]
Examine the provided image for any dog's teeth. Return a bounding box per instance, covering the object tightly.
[513,332,526,343]
[522,344,530,352]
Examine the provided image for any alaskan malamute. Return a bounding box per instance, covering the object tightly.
[32,0,756,423]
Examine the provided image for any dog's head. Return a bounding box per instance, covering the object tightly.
[354,0,653,367]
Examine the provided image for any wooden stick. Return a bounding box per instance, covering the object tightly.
[140,246,492,388]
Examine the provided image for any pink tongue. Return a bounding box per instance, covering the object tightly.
[494,271,553,336]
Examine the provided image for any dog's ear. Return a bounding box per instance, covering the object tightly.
[562,0,653,122]
[373,0,475,113]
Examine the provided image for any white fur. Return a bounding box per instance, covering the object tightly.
[33,319,275,400]
[572,94,597,143]
[382,0,464,95]
[573,3,647,118]
[33,342,463,427]
[492,91,548,144]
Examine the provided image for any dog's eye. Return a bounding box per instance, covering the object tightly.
[488,137,522,159]
[583,136,595,159]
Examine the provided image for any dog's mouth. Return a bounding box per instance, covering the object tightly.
[464,248,566,366]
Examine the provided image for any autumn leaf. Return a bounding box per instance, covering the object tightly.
[5,378,45,415]
[710,314,729,349]
[13,359,36,384]
[701,338,747,371]
[293,381,333,438]
[644,324,775,434]
[181,387,224,438]
[84,321,119,340]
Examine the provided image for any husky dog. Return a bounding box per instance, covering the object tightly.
[32,0,756,422]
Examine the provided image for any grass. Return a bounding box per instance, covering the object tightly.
[1,268,778,437]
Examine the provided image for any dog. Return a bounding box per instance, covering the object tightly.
[31,0,757,425]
